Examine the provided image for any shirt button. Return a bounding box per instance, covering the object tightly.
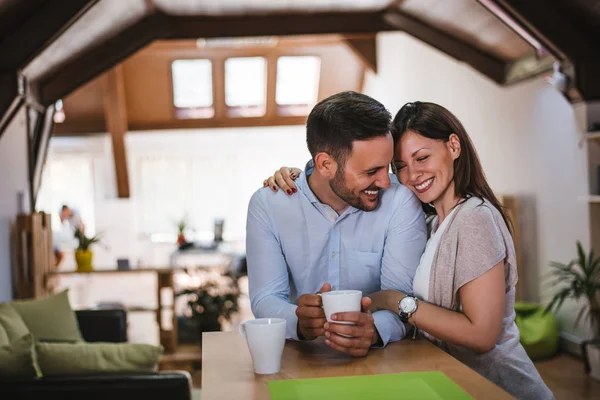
[332,252,337,259]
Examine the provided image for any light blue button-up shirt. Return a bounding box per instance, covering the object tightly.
[246,163,427,346]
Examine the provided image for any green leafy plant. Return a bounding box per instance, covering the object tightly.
[545,241,600,335]
[74,228,105,251]
[176,272,240,342]
[174,213,192,234]
[176,219,186,234]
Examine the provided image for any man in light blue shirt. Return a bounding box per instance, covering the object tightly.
[246,92,426,356]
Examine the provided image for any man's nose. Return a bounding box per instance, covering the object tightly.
[376,170,391,189]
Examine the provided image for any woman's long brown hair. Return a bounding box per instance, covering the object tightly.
[392,101,513,233]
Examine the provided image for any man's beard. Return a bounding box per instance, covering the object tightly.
[329,166,380,211]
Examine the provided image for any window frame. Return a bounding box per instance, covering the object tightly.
[224,56,268,118]
[170,58,216,120]
[275,55,321,117]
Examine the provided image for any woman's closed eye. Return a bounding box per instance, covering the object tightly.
[417,155,429,162]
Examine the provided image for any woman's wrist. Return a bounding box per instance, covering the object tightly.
[386,290,406,314]
[408,298,423,327]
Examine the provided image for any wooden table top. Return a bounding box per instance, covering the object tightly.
[201,331,513,400]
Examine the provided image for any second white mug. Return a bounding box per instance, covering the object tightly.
[239,318,286,374]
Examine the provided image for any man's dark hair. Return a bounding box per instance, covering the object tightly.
[306,91,392,166]
[61,205,69,211]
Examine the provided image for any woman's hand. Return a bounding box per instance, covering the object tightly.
[368,290,406,313]
[263,166,302,195]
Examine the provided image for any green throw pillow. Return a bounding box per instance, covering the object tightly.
[11,290,83,342]
[0,334,37,378]
[0,303,30,342]
[0,325,9,346]
[0,322,9,346]
[36,342,163,376]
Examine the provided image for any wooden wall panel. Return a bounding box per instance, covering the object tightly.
[122,52,174,125]
[121,40,364,130]
[53,76,106,135]
[53,38,366,135]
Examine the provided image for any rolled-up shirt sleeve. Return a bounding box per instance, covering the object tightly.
[246,190,300,340]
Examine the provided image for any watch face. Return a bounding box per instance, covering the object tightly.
[400,296,417,313]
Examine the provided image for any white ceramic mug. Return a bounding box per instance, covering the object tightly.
[239,318,286,374]
[319,290,362,325]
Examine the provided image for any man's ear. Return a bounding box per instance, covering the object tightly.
[314,152,337,178]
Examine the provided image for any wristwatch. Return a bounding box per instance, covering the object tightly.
[398,295,418,323]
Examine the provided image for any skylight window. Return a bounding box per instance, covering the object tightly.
[276,56,321,116]
[171,59,214,119]
[224,57,266,117]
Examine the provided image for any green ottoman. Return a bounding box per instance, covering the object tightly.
[514,302,559,360]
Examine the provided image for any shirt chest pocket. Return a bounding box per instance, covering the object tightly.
[344,250,382,294]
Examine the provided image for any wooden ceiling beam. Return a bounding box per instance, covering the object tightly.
[167,12,390,39]
[0,0,45,38]
[383,10,506,84]
[0,73,21,140]
[485,0,600,100]
[36,12,172,106]
[344,36,378,73]
[576,60,600,102]
[36,11,387,107]
[103,65,130,199]
[486,0,597,61]
[504,53,555,86]
[128,116,308,132]
[0,0,98,71]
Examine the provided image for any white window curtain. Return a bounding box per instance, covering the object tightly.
[36,156,96,246]
[135,154,246,240]
[136,156,193,237]
[189,155,239,238]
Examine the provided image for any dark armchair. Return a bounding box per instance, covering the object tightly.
[0,309,193,400]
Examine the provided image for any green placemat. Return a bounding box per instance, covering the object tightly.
[268,372,473,400]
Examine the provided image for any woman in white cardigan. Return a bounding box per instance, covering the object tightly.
[264,102,553,400]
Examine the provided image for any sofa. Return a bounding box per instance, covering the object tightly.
[0,308,194,400]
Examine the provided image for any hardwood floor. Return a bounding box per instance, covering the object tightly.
[536,354,600,400]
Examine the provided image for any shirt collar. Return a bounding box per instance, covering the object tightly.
[297,159,360,216]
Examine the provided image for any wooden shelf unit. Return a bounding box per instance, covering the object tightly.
[579,195,600,203]
[585,131,600,141]
[586,125,600,255]
[13,212,56,300]
[47,268,178,353]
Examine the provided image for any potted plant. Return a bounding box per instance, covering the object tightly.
[546,241,600,380]
[175,217,188,247]
[73,228,105,272]
[176,271,240,343]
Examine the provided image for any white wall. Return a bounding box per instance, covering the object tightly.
[364,32,591,338]
[0,108,30,302]
[44,125,310,270]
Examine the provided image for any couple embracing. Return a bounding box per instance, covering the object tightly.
[246,91,553,400]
